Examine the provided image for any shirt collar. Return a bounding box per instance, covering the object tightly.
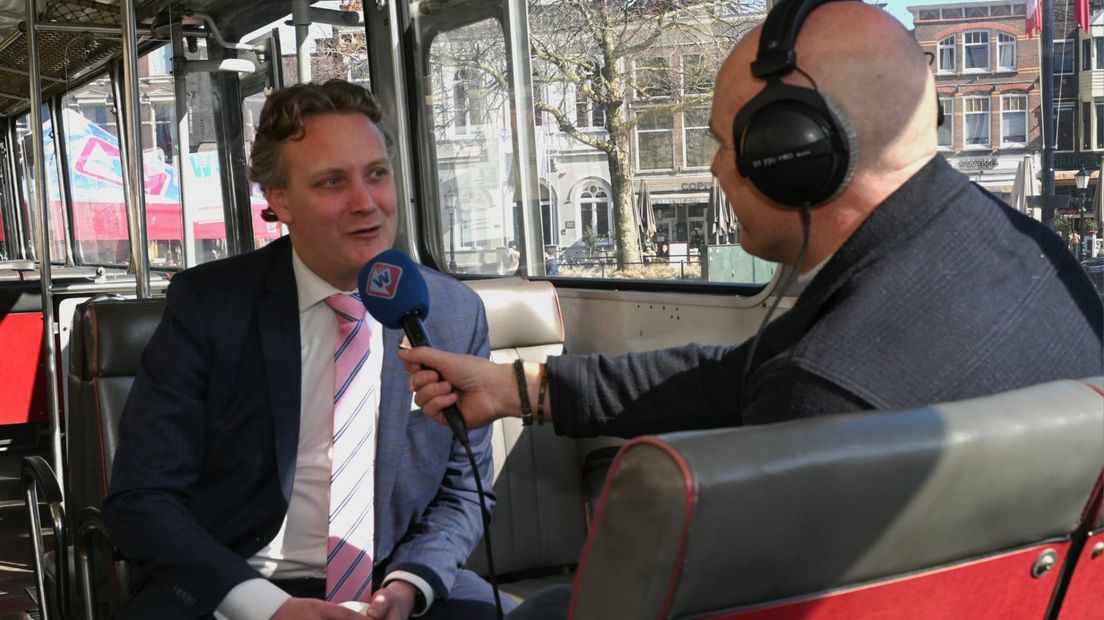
[292,249,349,313]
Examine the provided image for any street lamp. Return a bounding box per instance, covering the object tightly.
[1075,165,1090,261]
[446,189,457,272]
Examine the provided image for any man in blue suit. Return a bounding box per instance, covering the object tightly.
[104,80,504,620]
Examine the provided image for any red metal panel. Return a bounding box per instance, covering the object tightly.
[1059,531,1104,620]
[0,312,48,425]
[708,543,1069,620]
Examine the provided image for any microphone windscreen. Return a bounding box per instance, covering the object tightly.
[357,249,430,329]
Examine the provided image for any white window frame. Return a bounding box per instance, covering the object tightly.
[963,30,990,73]
[938,96,954,150]
[963,95,991,149]
[1000,94,1028,148]
[996,33,1016,71]
[937,35,956,73]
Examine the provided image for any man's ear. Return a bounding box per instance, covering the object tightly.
[265,188,293,224]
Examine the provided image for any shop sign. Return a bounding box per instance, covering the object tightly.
[958,158,998,170]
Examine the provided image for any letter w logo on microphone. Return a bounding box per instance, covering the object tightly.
[365,263,402,299]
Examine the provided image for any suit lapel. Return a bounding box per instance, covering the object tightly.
[257,240,302,502]
[374,327,410,553]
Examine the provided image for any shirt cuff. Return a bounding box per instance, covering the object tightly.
[382,570,435,616]
[214,578,292,620]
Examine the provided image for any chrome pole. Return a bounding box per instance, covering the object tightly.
[25,0,65,499]
[119,0,151,297]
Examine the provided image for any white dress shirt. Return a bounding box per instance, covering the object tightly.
[215,250,433,619]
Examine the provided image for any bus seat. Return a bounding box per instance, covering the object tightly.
[569,377,1104,620]
[64,297,166,618]
[464,277,584,600]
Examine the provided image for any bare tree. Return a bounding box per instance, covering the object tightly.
[529,0,763,268]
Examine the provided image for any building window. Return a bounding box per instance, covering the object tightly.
[681,54,710,95]
[579,183,611,241]
[938,97,953,149]
[964,31,990,72]
[1000,95,1027,147]
[1054,39,1075,75]
[1083,39,1093,71]
[1096,38,1104,69]
[637,57,674,100]
[575,89,605,129]
[453,68,485,135]
[937,35,956,73]
[964,96,990,148]
[1084,101,1093,150]
[682,107,712,168]
[1055,102,1075,151]
[636,112,674,170]
[997,33,1016,71]
[1096,102,1104,150]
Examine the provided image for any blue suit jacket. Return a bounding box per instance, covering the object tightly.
[104,237,494,616]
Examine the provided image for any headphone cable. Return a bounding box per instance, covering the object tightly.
[741,206,812,396]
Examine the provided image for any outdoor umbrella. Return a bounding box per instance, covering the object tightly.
[635,179,657,247]
[1009,154,1040,217]
[708,177,735,244]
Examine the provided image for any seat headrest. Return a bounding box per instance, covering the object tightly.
[466,278,564,351]
[70,299,167,379]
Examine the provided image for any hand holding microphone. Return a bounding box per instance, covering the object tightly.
[358,249,507,441]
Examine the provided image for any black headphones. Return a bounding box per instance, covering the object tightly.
[732,0,858,209]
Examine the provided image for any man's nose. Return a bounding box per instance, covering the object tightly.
[348,177,376,212]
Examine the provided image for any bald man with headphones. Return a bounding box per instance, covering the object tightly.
[402,0,1100,446]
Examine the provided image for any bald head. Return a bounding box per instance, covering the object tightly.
[708,2,938,269]
[717,2,937,179]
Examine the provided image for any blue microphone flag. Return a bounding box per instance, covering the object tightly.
[357,249,430,329]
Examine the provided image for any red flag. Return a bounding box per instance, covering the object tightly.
[1026,0,1041,38]
[1076,0,1090,32]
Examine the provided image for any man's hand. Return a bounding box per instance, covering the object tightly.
[398,347,516,429]
[365,579,417,620]
[271,597,365,619]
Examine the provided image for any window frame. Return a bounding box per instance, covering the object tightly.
[937,96,954,150]
[963,95,991,149]
[1054,39,1076,75]
[963,30,991,73]
[996,33,1016,71]
[999,94,1028,148]
[937,35,956,73]
[635,111,676,172]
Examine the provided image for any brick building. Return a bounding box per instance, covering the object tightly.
[908,1,1040,200]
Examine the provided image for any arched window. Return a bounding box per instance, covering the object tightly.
[579,183,612,241]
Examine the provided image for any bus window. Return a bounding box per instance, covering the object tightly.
[425,18,519,276]
[0,143,12,260]
[524,1,768,283]
[61,78,132,266]
[139,43,186,269]
[15,111,67,265]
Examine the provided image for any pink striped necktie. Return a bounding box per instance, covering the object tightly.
[323,293,376,603]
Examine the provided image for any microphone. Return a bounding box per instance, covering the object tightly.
[357,249,470,446]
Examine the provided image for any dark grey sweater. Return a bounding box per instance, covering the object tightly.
[548,155,1104,437]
